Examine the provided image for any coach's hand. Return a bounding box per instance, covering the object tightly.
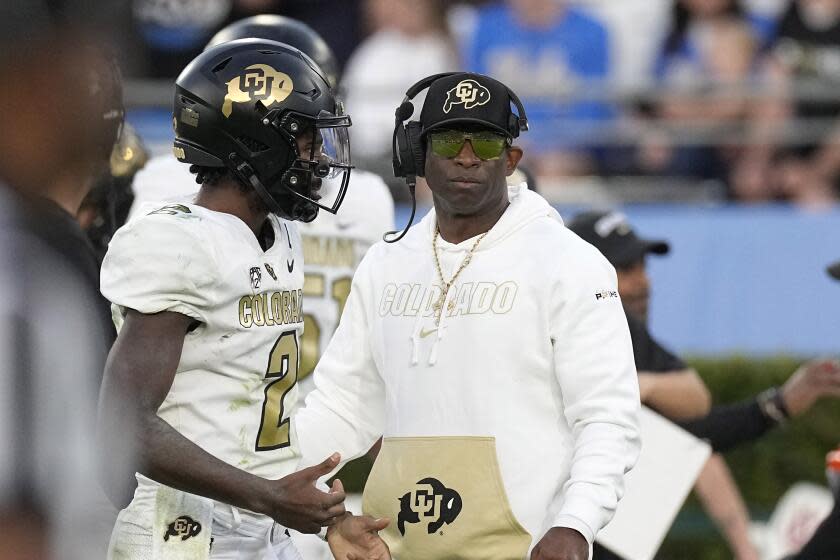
[257,452,347,534]
[327,507,391,560]
[530,527,588,560]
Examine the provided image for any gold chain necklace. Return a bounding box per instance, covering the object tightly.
[431,225,488,324]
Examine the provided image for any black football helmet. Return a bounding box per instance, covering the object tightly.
[173,39,352,222]
[206,15,339,90]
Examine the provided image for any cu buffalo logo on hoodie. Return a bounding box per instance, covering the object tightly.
[398,478,463,536]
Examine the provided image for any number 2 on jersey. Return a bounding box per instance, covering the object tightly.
[255,330,299,451]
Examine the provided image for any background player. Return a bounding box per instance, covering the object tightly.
[99,39,387,559]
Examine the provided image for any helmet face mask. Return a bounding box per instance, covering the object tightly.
[172,39,352,222]
[259,108,352,222]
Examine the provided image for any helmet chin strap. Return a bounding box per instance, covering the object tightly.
[230,153,286,216]
[230,153,319,222]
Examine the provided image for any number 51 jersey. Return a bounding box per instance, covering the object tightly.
[101,202,305,480]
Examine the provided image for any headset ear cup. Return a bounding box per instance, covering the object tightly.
[394,123,413,178]
[406,122,426,177]
[508,114,520,138]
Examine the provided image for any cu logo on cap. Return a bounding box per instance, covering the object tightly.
[397,477,463,536]
[443,79,491,113]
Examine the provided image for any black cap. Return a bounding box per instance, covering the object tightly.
[828,261,840,281]
[567,211,670,267]
[419,73,518,138]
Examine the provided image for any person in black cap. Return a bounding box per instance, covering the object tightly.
[568,211,840,560]
[295,72,641,560]
[566,211,711,416]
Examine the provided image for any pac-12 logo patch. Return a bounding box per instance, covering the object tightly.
[222,64,294,118]
[443,79,491,113]
[163,515,202,542]
[249,266,262,290]
[397,477,462,536]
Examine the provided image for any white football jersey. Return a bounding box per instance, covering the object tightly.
[101,202,305,482]
[127,155,198,221]
[128,156,395,399]
[296,169,394,394]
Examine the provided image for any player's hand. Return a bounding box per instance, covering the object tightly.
[781,359,840,416]
[326,510,391,560]
[260,452,347,534]
[530,527,588,560]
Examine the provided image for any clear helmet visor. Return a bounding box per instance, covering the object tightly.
[293,111,352,216]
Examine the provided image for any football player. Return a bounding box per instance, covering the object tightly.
[99,40,388,559]
[128,14,395,403]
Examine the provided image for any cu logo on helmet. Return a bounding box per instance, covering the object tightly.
[222,64,294,118]
[397,477,463,536]
[443,79,491,113]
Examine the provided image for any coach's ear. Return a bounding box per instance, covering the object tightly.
[505,146,523,176]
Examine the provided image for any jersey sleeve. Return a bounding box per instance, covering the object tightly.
[548,239,641,544]
[100,209,217,323]
[292,251,386,472]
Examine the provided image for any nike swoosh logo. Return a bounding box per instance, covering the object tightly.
[419,327,438,339]
[287,259,294,273]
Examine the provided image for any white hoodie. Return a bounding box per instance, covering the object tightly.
[294,185,641,558]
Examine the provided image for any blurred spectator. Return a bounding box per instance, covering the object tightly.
[632,0,772,188]
[735,0,840,205]
[584,0,671,92]
[126,0,363,79]
[130,0,233,77]
[463,0,615,178]
[342,0,457,189]
[0,3,132,558]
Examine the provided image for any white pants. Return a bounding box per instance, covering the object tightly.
[107,479,302,560]
[108,514,302,559]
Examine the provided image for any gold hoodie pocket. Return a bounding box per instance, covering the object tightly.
[362,436,531,560]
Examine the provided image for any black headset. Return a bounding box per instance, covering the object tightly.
[385,72,529,243]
